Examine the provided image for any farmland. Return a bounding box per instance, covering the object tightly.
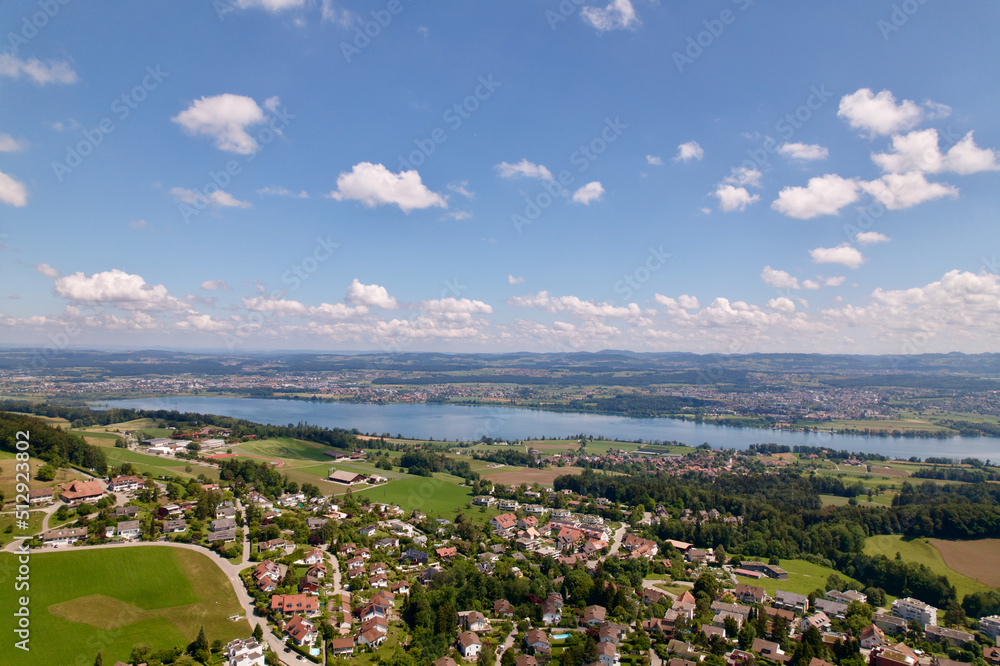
[864,535,997,601]
[0,546,248,665]
[929,539,1000,589]
[484,465,588,486]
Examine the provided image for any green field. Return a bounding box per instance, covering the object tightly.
[89,442,220,482]
[0,546,250,665]
[0,453,89,501]
[356,476,473,518]
[864,535,995,602]
[0,510,45,546]
[230,436,343,462]
[735,558,861,598]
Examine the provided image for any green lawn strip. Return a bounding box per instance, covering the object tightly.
[864,535,994,602]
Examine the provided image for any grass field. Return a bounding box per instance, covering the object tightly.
[930,539,1000,588]
[0,510,45,546]
[86,440,221,482]
[231,437,345,462]
[484,466,586,485]
[864,535,996,601]
[735,558,861,598]
[356,476,473,518]
[0,546,249,665]
[0,454,89,500]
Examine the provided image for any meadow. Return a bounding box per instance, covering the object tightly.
[864,535,998,601]
[356,475,473,518]
[734,558,863,598]
[0,546,249,665]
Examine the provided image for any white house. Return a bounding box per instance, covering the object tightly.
[457,632,481,660]
[225,637,265,666]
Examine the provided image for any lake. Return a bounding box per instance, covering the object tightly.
[96,396,1000,461]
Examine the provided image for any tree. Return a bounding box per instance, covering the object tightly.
[253,624,263,642]
[190,626,209,661]
[36,464,56,481]
[94,653,103,666]
[944,601,966,628]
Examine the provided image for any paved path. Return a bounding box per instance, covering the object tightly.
[607,524,627,557]
[495,627,517,666]
[641,579,678,601]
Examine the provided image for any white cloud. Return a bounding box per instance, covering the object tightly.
[233,0,307,10]
[508,275,525,285]
[35,263,60,278]
[54,269,186,310]
[766,297,796,313]
[771,174,859,219]
[0,53,77,85]
[508,291,644,319]
[0,134,28,152]
[572,181,604,205]
[646,155,663,166]
[860,171,958,210]
[170,187,251,209]
[809,244,866,269]
[329,162,447,212]
[346,279,399,309]
[495,159,553,181]
[171,94,268,154]
[825,276,846,287]
[581,0,639,31]
[778,142,829,161]
[874,129,1000,176]
[802,279,821,290]
[447,181,475,199]
[654,294,700,310]
[128,219,149,230]
[855,231,890,246]
[201,279,232,291]
[320,0,358,25]
[445,210,472,221]
[0,170,28,207]
[724,166,762,188]
[417,298,493,314]
[837,88,923,137]
[257,186,308,198]
[674,141,704,162]
[761,266,800,290]
[713,185,759,212]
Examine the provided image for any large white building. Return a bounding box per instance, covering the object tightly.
[225,637,265,666]
[980,615,1000,641]
[891,597,937,627]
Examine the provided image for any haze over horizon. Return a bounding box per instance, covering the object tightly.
[2,1,999,355]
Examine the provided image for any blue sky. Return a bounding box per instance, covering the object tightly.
[2,0,999,354]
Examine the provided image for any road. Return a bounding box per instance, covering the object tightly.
[607,524,627,557]
[494,626,517,666]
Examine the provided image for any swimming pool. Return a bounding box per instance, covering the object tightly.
[552,633,572,640]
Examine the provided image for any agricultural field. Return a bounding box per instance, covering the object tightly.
[930,539,1000,588]
[864,535,996,601]
[88,442,220,482]
[356,475,473,518]
[230,437,344,462]
[0,451,89,500]
[734,558,862,598]
[0,546,249,665]
[484,465,587,486]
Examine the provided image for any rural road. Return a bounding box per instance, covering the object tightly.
[607,524,627,557]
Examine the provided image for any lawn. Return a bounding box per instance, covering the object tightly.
[818,494,851,507]
[735,558,861,598]
[0,546,249,665]
[864,535,996,601]
[0,510,45,546]
[231,437,346,462]
[356,476,473,518]
[90,442,220,482]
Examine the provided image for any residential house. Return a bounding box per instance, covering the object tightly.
[827,589,867,604]
[162,519,187,533]
[515,656,539,666]
[597,640,620,666]
[860,624,887,649]
[491,513,518,532]
[869,645,918,666]
[472,495,496,507]
[300,548,324,565]
[329,637,354,658]
[925,625,974,647]
[800,612,831,633]
[42,527,87,546]
[525,628,550,655]
[457,631,482,660]
[58,479,105,504]
[400,549,429,566]
[773,590,809,614]
[436,546,458,560]
[27,488,54,505]
[541,601,561,625]
[980,615,1000,641]
[734,583,766,605]
[814,598,848,619]
[359,524,378,537]
[215,501,238,520]
[751,639,789,662]
[434,658,459,666]
[116,520,141,539]
[390,580,410,596]
[498,499,520,511]
[225,637,265,666]
[983,646,1000,666]
[284,615,316,646]
[270,594,320,617]
[873,613,908,636]
[494,599,514,619]
[375,537,399,550]
[109,475,143,493]
[583,604,607,626]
